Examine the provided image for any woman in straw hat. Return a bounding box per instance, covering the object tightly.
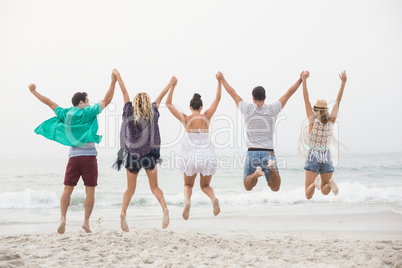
[300,70,347,199]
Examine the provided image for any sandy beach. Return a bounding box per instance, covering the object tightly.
[2,154,402,267]
[1,212,401,267]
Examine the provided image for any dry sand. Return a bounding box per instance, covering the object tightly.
[1,213,402,267]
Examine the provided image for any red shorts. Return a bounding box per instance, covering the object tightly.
[64,156,98,187]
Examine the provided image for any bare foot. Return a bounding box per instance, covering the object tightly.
[120,213,129,232]
[162,208,170,229]
[57,221,66,234]
[314,175,321,190]
[255,166,265,177]
[82,223,92,233]
[329,179,339,195]
[213,198,220,216]
[267,160,276,171]
[182,202,191,221]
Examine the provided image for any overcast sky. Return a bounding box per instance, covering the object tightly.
[0,0,401,159]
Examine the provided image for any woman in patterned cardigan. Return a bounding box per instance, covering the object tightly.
[113,69,177,230]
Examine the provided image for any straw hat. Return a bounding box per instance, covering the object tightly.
[313,99,328,110]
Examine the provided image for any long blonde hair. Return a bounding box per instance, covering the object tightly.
[313,109,331,124]
[133,92,152,123]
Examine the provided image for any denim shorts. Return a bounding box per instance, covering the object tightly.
[243,151,279,182]
[304,150,334,174]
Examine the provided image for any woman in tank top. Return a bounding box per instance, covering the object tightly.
[166,75,222,220]
[301,70,347,199]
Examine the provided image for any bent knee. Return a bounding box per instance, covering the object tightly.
[244,185,254,191]
[305,193,313,200]
[270,185,280,192]
[321,184,331,195]
[321,190,330,195]
[200,184,210,190]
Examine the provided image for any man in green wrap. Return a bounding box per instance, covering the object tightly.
[29,71,117,234]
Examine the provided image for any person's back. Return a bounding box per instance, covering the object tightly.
[58,104,102,146]
[35,92,102,147]
[309,118,333,151]
[185,115,209,133]
[239,101,282,149]
[61,105,100,124]
[119,99,161,159]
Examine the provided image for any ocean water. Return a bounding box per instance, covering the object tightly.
[1,152,401,233]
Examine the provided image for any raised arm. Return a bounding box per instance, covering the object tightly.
[216,71,242,107]
[28,84,58,111]
[112,69,130,104]
[204,79,222,119]
[278,72,303,109]
[155,76,177,109]
[301,71,314,123]
[165,78,187,123]
[100,70,117,111]
[330,70,347,123]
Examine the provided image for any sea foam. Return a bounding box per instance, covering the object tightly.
[1,182,401,209]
